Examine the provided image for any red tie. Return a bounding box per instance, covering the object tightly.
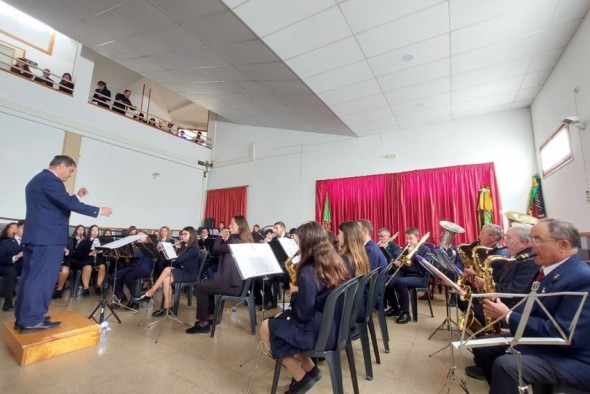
[535,269,545,282]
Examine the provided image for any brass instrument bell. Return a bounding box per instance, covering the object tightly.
[439,221,465,250]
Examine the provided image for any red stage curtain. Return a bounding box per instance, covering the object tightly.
[316,163,502,243]
[204,186,247,228]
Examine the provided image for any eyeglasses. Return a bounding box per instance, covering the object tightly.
[531,237,561,244]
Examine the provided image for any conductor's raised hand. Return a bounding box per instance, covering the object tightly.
[77,187,89,198]
[100,207,113,217]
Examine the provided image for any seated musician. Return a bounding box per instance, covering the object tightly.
[260,221,351,393]
[0,221,24,311]
[185,216,251,333]
[384,227,431,324]
[134,227,200,316]
[255,221,289,309]
[468,218,590,393]
[53,225,84,298]
[252,224,264,243]
[358,220,388,310]
[154,225,172,278]
[463,224,509,282]
[71,225,106,296]
[337,221,369,319]
[376,226,402,261]
[262,228,274,243]
[464,223,539,380]
[111,232,154,308]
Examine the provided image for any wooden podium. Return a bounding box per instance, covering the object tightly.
[2,310,100,366]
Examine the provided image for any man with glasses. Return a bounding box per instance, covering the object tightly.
[468,218,590,393]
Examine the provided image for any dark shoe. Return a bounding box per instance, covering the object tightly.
[118,296,128,304]
[95,286,102,295]
[52,289,63,299]
[308,365,322,382]
[82,289,91,297]
[20,320,61,333]
[465,365,486,381]
[350,326,360,340]
[396,313,410,324]
[418,293,428,300]
[185,323,210,334]
[133,293,151,303]
[14,317,52,330]
[109,302,120,309]
[126,301,139,310]
[152,308,169,317]
[289,372,316,394]
[2,301,14,311]
[260,301,274,311]
[385,307,402,318]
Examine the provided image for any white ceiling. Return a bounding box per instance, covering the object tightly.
[8,0,590,136]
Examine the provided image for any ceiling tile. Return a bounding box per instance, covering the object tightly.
[212,40,280,65]
[537,19,581,52]
[169,68,216,83]
[110,0,175,32]
[515,86,540,102]
[339,107,394,126]
[318,79,382,107]
[548,0,590,26]
[452,92,516,114]
[452,58,529,90]
[87,12,140,40]
[449,0,550,30]
[451,1,556,55]
[96,40,142,60]
[304,61,374,94]
[237,62,297,81]
[64,23,113,47]
[120,57,162,72]
[118,33,169,56]
[378,58,450,92]
[231,0,334,37]
[144,24,207,51]
[176,47,230,67]
[182,10,257,46]
[143,70,186,83]
[258,81,312,95]
[144,52,197,70]
[391,93,450,115]
[452,76,522,104]
[285,37,364,79]
[368,34,449,77]
[200,66,250,82]
[528,47,563,72]
[330,94,390,117]
[150,0,227,22]
[521,68,552,89]
[356,2,449,58]
[263,6,351,60]
[340,0,444,33]
[385,77,450,105]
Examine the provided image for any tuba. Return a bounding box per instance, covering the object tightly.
[439,221,465,251]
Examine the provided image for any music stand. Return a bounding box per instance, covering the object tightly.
[452,284,588,394]
[89,235,144,324]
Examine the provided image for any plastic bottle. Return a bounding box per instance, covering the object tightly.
[230,305,238,323]
[99,320,110,342]
[147,299,153,313]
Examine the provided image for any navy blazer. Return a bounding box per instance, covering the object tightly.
[508,255,590,388]
[495,247,538,307]
[0,237,22,266]
[22,169,99,246]
[213,235,242,288]
[174,244,200,281]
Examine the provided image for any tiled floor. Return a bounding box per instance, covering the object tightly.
[0,290,488,393]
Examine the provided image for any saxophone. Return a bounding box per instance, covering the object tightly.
[456,241,479,302]
[285,251,300,286]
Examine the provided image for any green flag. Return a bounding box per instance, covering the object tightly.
[322,193,331,230]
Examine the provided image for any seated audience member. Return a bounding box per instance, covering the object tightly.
[0,221,24,311]
[134,227,200,316]
[33,69,54,87]
[71,225,106,296]
[134,112,147,123]
[186,216,251,333]
[58,72,74,94]
[148,117,158,128]
[376,227,402,261]
[112,232,154,307]
[260,221,351,393]
[384,227,431,324]
[10,58,33,79]
[112,89,135,115]
[469,218,590,393]
[91,80,111,108]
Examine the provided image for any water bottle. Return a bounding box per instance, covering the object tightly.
[99,320,110,342]
[147,299,153,313]
[230,305,238,323]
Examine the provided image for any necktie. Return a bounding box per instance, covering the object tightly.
[534,269,545,282]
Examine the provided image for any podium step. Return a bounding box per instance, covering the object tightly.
[2,310,99,366]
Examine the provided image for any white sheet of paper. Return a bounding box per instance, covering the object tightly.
[100,234,145,249]
[277,237,300,263]
[229,243,284,279]
[160,242,178,260]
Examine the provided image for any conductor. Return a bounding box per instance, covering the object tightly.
[15,155,113,333]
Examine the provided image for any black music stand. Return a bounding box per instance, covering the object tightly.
[89,235,144,324]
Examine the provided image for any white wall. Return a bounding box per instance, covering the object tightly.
[208,108,535,230]
[531,12,590,230]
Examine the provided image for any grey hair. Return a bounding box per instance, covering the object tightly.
[510,223,532,242]
[539,218,580,248]
[483,224,504,241]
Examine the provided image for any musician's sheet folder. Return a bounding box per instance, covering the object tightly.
[160,242,178,260]
[229,243,284,280]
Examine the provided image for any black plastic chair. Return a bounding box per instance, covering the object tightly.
[171,248,209,315]
[210,277,256,337]
[354,268,382,380]
[374,265,391,353]
[270,277,360,394]
[409,273,434,322]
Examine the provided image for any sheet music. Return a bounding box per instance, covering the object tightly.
[277,237,300,263]
[453,336,566,349]
[416,255,466,297]
[160,242,178,260]
[229,243,284,279]
[99,234,145,249]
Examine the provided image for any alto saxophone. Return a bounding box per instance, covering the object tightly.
[285,251,300,286]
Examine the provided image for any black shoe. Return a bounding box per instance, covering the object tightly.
[133,293,151,303]
[260,301,274,311]
[2,301,14,311]
[152,308,169,317]
[126,301,139,310]
[396,313,410,324]
[95,287,102,295]
[385,307,402,317]
[465,365,486,381]
[52,289,63,299]
[185,323,210,334]
[350,326,360,340]
[82,289,90,297]
[289,372,316,394]
[14,317,52,331]
[20,320,61,333]
[418,293,428,300]
[119,296,128,304]
[110,302,120,309]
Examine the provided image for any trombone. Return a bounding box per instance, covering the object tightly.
[385,232,430,286]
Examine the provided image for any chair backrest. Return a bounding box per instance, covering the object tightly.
[373,266,389,313]
[313,277,359,352]
[351,268,379,323]
[360,268,381,323]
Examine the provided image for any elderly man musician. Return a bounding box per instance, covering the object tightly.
[469,218,590,393]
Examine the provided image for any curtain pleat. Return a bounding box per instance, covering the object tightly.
[204,186,247,227]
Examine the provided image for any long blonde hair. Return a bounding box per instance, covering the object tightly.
[338,221,370,276]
